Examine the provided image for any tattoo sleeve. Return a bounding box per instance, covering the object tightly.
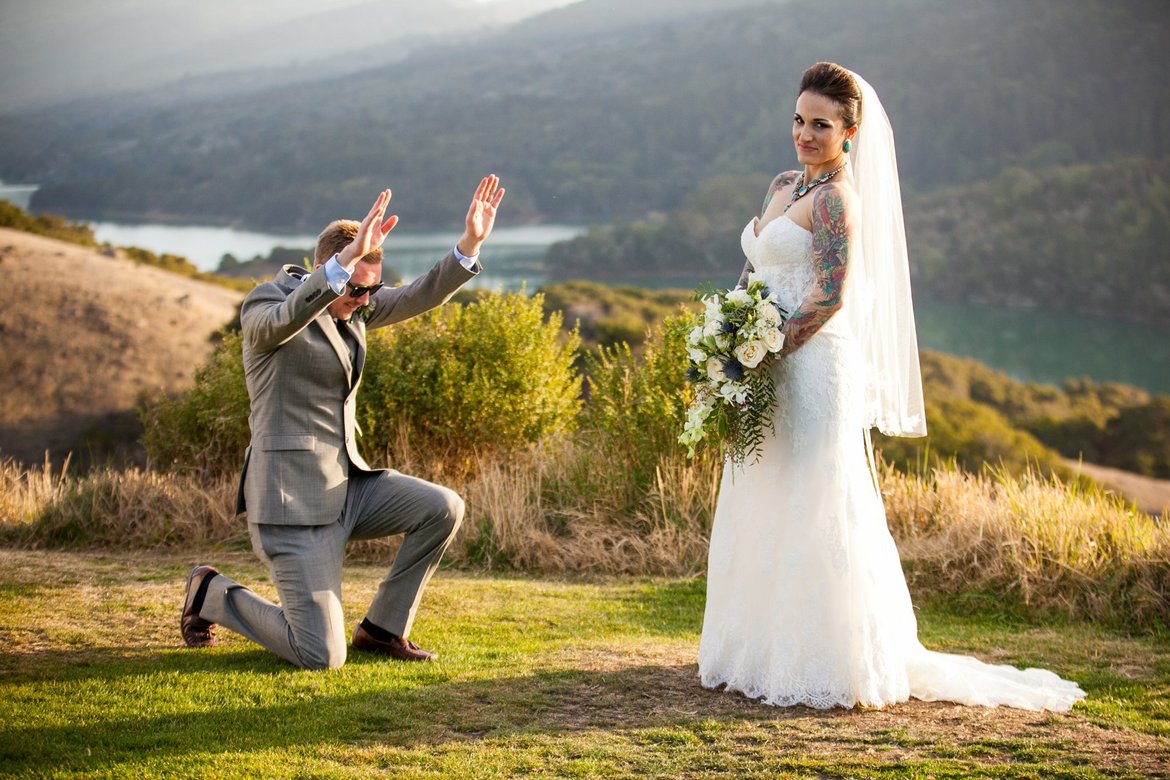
[780,184,850,353]
[760,170,799,217]
[737,171,800,289]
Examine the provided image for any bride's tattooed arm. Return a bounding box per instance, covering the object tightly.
[736,171,801,288]
[779,183,852,354]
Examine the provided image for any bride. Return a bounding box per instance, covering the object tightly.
[697,62,1085,711]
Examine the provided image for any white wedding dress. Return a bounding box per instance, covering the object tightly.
[697,216,1085,711]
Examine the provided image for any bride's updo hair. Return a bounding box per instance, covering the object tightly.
[799,62,862,129]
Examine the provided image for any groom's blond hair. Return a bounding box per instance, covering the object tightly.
[314,219,383,266]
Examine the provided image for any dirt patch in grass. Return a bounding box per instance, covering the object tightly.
[518,642,1168,777]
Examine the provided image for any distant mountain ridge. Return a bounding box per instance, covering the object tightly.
[3,0,1167,232]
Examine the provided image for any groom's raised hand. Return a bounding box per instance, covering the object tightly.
[457,175,506,258]
[337,188,399,271]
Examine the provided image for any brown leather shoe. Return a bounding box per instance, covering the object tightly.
[181,565,219,648]
[351,624,437,661]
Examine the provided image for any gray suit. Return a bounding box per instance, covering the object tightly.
[200,253,475,669]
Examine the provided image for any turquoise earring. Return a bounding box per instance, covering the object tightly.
[843,139,852,153]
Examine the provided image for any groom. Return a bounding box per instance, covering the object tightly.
[180,176,505,669]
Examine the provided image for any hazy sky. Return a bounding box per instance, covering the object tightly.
[0,0,579,110]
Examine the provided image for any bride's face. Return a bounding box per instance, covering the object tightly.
[792,91,855,166]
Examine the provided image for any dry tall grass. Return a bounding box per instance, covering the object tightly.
[3,449,1167,628]
[448,443,719,575]
[0,456,238,548]
[885,462,1170,626]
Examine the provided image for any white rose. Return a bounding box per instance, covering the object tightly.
[734,339,767,369]
[726,288,752,306]
[757,303,782,327]
[761,327,785,353]
[706,357,727,383]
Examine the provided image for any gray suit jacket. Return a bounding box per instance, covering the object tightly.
[235,252,476,525]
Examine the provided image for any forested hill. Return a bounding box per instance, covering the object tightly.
[3,0,1166,231]
[544,157,1170,326]
[906,157,1170,326]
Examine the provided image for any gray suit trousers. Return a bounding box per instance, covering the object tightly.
[200,469,464,670]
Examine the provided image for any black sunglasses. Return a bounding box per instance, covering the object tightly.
[346,281,384,298]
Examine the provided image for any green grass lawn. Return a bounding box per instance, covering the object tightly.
[0,549,1167,779]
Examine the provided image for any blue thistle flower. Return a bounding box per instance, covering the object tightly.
[724,359,745,382]
[686,366,701,383]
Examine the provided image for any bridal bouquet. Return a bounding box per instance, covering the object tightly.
[679,277,787,464]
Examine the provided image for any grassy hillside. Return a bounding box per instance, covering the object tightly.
[0,228,243,468]
[5,0,1166,230]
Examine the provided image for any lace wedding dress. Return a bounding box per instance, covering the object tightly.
[696,216,1086,711]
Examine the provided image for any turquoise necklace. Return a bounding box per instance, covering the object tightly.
[784,162,847,213]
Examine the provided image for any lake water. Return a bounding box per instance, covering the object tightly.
[86,220,577,292]
[0,180,38,211]
[913,300,1170,396]
[1,184,1165,396]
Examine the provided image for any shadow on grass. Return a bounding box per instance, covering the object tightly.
[0,652,842,774]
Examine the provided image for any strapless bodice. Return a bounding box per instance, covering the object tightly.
[741,216,813,267]
[740,216,850,338]
[741,216,816,312]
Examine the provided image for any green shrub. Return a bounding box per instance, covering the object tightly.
[570,314,717,512]
[1025,414,1105,461]
[914,350,1163,476]
[1097,397,1170,478]
[538,281,695,353]
[140,331,250,475]
[359,290,581,460]
[593,313,649,348]
[120,245,254,293]
[0,201,96,246]
[141,293,580,474]
[876,395,1068,477]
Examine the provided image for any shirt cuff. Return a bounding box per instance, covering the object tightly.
[452,244,480,272]
[323,254,351,294]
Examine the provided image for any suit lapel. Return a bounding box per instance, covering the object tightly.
[351,319,367,383]
[317,314,355,388]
